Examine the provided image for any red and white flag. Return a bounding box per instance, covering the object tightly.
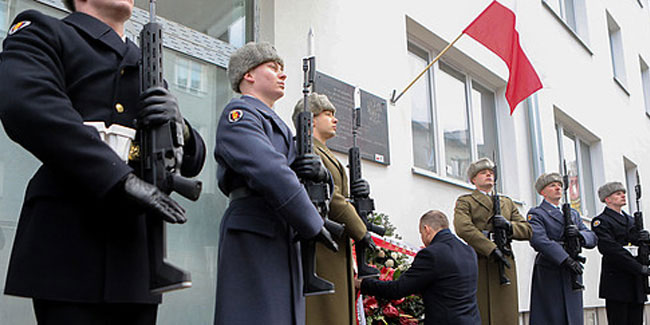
[463,1,542,114]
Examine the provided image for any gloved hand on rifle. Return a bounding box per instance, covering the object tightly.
[351,178,370,198]
[137,86,186,132]
[565,224,585,245]
[358,232,377,252]
[492,215,513,236]
[291,153,329,183]
[314,226,339,252]
[638,229,650,244]
[490,247,511,268]
[562,257,583,275]
[122,173,187,224]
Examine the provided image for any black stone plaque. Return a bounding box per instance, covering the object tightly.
[313,72,390,165]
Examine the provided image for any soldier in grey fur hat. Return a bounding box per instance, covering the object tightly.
[214,43,337,324]
[454,157,532,325]
[592,181,650,325]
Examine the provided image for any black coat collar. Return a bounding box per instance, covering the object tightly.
[603,207,632,227]
[63,12,135,61]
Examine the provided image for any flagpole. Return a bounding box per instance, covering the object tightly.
[390,32,465,105]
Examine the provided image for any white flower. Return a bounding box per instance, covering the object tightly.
[377,250,386,258]
[390,252,399,259]
[385,259,395,268]
[399,264,408,271]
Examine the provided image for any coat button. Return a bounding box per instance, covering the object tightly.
[115,103,125,113]
[120,68,125,75]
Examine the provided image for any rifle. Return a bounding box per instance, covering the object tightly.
[296,50,345,296]
[139,0,202,294]
[349,87,386,279]
[634,171,650,293]
[490,162,512,286]
[562,160,586,291]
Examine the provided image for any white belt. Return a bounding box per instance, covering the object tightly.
[623,244,639,257]
[84,122,136,161]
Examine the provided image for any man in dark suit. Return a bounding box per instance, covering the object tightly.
[213,42,337,325]
[527,172,597,325]
[0,0,205,324]
[356,210,481,325]
[592,182,650,325]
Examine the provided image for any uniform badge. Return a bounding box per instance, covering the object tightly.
[8,21,31,35]
[228,109,243,123]
[527,214,533,221]
[593,220,601,227]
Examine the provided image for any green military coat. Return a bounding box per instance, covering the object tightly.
[305,139,367,325]
[453,189,532,325]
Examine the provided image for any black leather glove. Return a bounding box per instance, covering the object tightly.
[562,257,584,275]
[490,247,511,268]
[492,215,512,235]
[137,86,184,129]
[314,226,339,252]
[639,230,650,243]
[358,232,377,251]
[565,224,580,239]
[123,173,187,224]
[351,178,370,198]
[291,154,328,182]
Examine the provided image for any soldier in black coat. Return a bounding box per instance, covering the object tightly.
[592,182,650,325]
[0,0,205,324]
[357,210,481,325]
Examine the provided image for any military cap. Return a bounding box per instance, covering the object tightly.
[291,93,336,127]
[227,42,284,93]
[535,172,563,194]
[467,157,495,182]
[598,181,626,202]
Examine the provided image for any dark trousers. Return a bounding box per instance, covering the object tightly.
[33,299,158,325]
[606,299,644,325]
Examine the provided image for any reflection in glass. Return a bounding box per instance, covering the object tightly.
[134,0,253,47]
[562,132,582,214]
[408,45,435,172]
[438,63,470,181]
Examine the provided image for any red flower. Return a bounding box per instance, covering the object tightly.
[391,297,405,305]
[364,296,378,310]
[379,267,396,281]
[382,303,399,318]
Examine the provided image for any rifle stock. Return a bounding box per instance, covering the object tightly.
[634,171,650,294]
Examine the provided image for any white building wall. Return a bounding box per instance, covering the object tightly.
[260,0,650,317]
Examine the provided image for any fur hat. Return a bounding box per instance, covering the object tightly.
[291,93,336,127]
[467,158,495,182]
[535,172,563,194]
[227,42,284,93]
[598,181,626,203]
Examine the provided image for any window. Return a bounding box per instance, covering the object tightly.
[607,11,627,90]
[174,57,206,95]
[640,57,650,116]
[542,0,589,45]
[409,42,499,182]
[624,158,639,215]
[556,125,597,217]
[0,0,8,36]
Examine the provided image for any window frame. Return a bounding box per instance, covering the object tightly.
[408,41,500,184]
[556,124,596,219]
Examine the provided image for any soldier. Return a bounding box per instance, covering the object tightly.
[453,157,532,325]
[0,0,206,323]
[527,173,597,325]
[291,93,375,325]
[356,210,481,325]
[213,42,337,325]
[592,182,650,325]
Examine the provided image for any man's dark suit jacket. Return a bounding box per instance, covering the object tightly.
[361,229,481,325]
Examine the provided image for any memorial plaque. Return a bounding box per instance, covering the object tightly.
[313,72,390,165]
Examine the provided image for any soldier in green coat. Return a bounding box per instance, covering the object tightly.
[453,158,532,325]
[292,93,374,325]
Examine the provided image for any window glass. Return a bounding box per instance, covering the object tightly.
[408,44,436,172]
[438,62,470,181]
[472,82,498,160]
